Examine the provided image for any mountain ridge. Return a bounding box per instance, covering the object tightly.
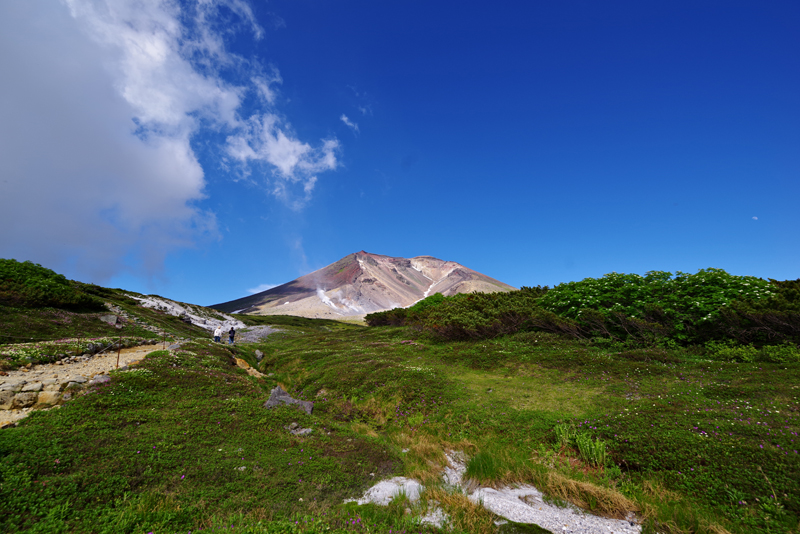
[212,251,516,318]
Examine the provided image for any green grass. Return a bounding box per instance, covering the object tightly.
[2,316,799,533]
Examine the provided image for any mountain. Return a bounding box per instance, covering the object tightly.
[212,251,516,319]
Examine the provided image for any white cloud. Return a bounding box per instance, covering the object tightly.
[752,216,758,220]
[227,116,339,210]
[247,283,278,294]
[0,0,338,280]
[340,113,360,133]
[253,67,283,104]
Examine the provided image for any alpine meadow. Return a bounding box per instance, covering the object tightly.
[1,258,799,534]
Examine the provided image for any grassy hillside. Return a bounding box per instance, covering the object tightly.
[0,259,220,370]
[1,263,799,533]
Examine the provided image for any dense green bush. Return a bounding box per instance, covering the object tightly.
[705,340,800,363]
[0,259,104,311]
[710,279,800,345]
[367,270,800,354]
[366,287,571,341]
[365,307,408,326]
[537,269,775,344]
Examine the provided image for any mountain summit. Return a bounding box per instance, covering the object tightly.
[212,251,515,318]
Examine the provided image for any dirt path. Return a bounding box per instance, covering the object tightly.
[0,343,164,428]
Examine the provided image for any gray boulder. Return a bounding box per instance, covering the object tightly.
[0,390,15,410]
[99,315,118,325]
[12,391,38,409]
[263,386,313,415]
[89,375,112,386]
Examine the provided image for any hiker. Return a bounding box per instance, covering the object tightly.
[228,327,235,345]
[213,326,222,343]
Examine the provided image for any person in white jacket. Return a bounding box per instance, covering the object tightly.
[213,326,222,343]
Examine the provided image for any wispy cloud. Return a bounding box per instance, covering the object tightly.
[247,283,278,294]
[0,0,338,280]
[340,113,359,133]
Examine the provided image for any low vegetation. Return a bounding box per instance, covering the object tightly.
[0,259,105,312]
[1,262,799,533]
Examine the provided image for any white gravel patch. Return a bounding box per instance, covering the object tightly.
[347,477,423,506]
[348,452,641,533]
[130,295,245,331]
[471,486,638,533]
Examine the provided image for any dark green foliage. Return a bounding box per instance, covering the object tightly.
[709,279,800,345]
[364,307,407,326]
[367,287,570,341]
[537,268,776,345]
[369,270,800,355]
[0,259,104,311]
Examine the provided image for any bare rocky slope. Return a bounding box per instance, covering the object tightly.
[212,251,515,319]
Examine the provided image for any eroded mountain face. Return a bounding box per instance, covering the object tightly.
[212,251,515,318]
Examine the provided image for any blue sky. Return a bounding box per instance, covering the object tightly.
[1,0,798,306]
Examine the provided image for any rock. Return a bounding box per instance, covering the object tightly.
[0,381,25,392]
[43,381,63,392]
[263,386,313,415]
[68,376,88,384]
[255,350,263,361]
[89,375,111,386]
[12,391,38,409]
[316,388,329,398]
[235,358,264,378]
[99,314,118,325]
[36,391,62,406]
[21,383,43,392]
[168,343,181,350]
[0,390,15,410]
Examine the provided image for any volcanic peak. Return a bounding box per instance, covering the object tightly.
[212,251,515,319]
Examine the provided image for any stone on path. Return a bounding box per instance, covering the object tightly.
[11,392,38,409]
[0,390,15,410]
[36,391,62,406]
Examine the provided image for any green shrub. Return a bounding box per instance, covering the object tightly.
[0,259,104,311]
[758,342,800,363]
[712,280,800,345]
[416,289,577,341]
[538,268,776,345]
[365,307,408,326]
